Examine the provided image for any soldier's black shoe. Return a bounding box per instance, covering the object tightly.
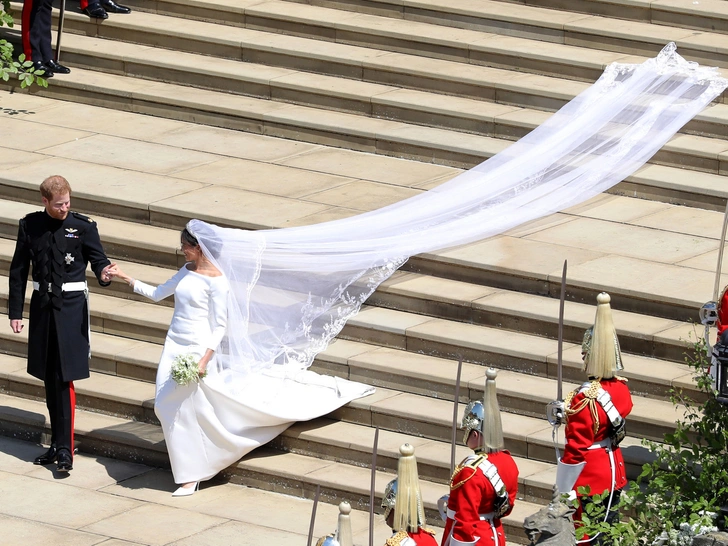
[34,446,58,465]
[46,60,70,74]
[101,0,131,13]
[83,2,108,19]
[31,61,53,78]
[56,450,73,472]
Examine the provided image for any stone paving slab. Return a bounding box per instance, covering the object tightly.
[0,154,207,220]
[0,515,110,546]
[172,157,356,199]
[0,116,93,152]
[277,145,461,186]
[0,435,427,545]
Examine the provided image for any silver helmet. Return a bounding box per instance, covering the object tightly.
[461,399,484,445]
[381,477,397,520]
[316,536,340,546]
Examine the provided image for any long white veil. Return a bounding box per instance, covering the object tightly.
[190,43,727,378]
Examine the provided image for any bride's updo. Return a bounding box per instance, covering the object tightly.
[181,228,199,248]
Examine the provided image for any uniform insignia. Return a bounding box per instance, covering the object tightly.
[64,253,75,265]
[71,211,95,223]
[65,228,78,233]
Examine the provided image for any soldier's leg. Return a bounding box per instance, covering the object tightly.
[43,343,59,449]
[49,315,75,457]
[52,368,75,455]
[22,0,53,62]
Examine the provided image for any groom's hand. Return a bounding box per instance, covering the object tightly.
[101,263,117,282]
[10,319,23,333]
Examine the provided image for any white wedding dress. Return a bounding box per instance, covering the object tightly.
[133,266,375,484]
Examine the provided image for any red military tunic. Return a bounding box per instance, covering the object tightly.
[385,529,439,546]
[562,377,633,512]
[717,287,728,339]
[442,450,519,546]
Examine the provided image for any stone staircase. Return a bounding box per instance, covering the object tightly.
[1,0,727,541]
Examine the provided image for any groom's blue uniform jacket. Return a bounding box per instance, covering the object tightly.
[8,210,111,382]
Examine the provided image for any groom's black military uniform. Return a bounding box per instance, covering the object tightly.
[8,210,111,469]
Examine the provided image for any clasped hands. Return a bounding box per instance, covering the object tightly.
[103,264,133,286]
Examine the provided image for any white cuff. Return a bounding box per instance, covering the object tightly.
[555,458,586,495]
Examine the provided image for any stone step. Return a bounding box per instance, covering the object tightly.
[0,198,183,268]
[0,352,659,506]
[374,271,693,364]
[50,33,728,179]
[0,257,700,404]
[0,191,715,346]
[0,322,685,452]
[340,306,695,401]
[5,65,728,219]
[492,0,728,36]
[57,3,637,84]
[10,4,728,122]
[0,323,162,383]
[259,0,728,68]
[0,192,699,361]
[0,350,557,500]
[0,255,695,368]
[0,180,723,326]
[0,391,541,543]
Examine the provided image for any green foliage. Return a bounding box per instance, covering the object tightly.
[1,1,49,88]
[575,340,726,545]
[574,487,640,546]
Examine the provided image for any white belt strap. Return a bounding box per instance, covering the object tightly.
[596,388,624,427]
[33,281,91,357]
[445,509,498,546]
[32,281,87,292]
[588,438,612,450]
[477,459,507,497]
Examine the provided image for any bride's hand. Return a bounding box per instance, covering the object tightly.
[197,357,209,377]
[197,349,214,378]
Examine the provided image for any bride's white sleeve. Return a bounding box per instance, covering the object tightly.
[206,278,229,351]
[132,268,185,302]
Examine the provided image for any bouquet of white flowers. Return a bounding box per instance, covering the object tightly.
[171,353,205,386]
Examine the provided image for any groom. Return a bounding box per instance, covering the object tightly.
[8,175,115,472]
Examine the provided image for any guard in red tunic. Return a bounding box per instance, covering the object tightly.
[555,292,634,542]
[717,286,728,339]
[441,368,519,546]
[382,444,438,546]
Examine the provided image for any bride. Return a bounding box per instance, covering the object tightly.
[108,227,374,496]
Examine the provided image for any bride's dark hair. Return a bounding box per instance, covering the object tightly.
[181,228,199,247]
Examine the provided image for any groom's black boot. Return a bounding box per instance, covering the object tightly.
[34,445,58,465]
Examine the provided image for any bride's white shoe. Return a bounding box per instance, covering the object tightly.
[172,482,200,497]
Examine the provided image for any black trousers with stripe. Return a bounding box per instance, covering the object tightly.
[44,313,75,455]
[22,0,54,63]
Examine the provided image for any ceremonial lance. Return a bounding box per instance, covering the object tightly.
[546,261,568,457]
[307,484,321,546]
[368,426,379,546]
[436,357,464,524]
[450,357,463,478]
[55,0,67,62]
